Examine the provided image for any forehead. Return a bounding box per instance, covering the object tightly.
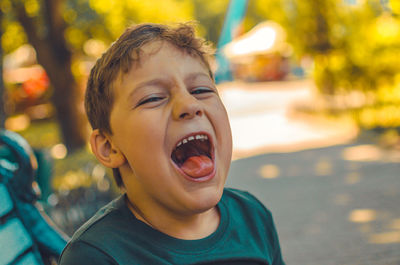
[118,41,209,82]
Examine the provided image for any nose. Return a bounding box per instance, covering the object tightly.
[172,91,203,120]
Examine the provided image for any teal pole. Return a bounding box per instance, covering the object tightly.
[215,0,248,84]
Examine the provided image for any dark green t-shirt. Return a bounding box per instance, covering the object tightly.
[59,188,285,265]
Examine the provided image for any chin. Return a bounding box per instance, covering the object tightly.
[185,184,224,213]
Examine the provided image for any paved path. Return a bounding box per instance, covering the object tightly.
[220,80,400,264]
[227,142,400,265]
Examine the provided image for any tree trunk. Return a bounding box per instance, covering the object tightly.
[14,0,86,151]
[46,58,87,151]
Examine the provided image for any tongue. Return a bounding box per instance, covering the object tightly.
[180,155,213,178]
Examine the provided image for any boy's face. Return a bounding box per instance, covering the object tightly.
[107,41,232,215]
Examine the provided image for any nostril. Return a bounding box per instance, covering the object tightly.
[177,106,202,120]
[178,110,202,119]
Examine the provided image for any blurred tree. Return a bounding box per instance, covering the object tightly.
[251,0,400,98]
[246,0,400,129]
[64,0,194,52]
[6,0,87,151]
[191,0,230,44]
[1,0,233,147]
[64,0,230,55]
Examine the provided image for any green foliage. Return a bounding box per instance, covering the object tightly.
[191,0,230,44]
[2,0,233,55]
[248,0,400,130]
[63,0,197,53]
[1,17,27,54]
[4,0,399,98]
[253,0,400,97]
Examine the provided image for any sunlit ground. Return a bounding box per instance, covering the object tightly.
[219,79,400,263]
[218,79,359,159]
[227,134,400,264]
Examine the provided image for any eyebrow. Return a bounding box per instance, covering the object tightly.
[127,78,167,101]
[184,72,213,83]
[134,78,167,92]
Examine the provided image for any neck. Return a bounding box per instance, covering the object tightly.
[125,195,220,240]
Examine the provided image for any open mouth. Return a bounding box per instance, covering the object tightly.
[171,133,214,179]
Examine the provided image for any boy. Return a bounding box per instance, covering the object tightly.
[60,23,285,265]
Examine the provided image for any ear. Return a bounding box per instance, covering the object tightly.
[90,129,126,168]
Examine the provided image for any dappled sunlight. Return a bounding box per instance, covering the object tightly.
[259,164,280,179]
[352,213,400,245]
[50,144,68,160]
[358,105,400,129]
[314,157,332,176]
[91,164,106,180]
[83,39,108,58]
[53,170,92,191]
[342,145,382,161]
[349,209,377,223]
[90,164,111,192]
[52,167,111,193]
[374,14,400,44]
[4,114,30,132]
[369,231,400,244]
[390,219,400,230]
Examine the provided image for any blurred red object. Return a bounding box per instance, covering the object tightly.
[22,69,50,99]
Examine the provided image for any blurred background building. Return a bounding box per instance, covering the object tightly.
[223,21,292,82]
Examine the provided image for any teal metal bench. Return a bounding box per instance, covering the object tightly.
[0,129,68,265]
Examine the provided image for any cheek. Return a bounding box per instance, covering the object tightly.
[217,106,232,137]
[214,105,233,156]
[115,116,167,162]
[127,113,166,141]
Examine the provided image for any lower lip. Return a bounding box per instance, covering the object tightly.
[172,158,217,183]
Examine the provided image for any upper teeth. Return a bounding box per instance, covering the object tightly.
[176,134,208,147]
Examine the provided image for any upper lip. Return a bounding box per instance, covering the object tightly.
[173,131,213,151]
[171,131,215,164]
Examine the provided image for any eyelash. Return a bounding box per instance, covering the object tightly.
[137,87,214,107]
[137,96,165,106]
[191,87,214,95]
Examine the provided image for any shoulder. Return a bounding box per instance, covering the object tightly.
[221,188,285,265]
[59,195,125,264]
[69,194,125,240]
[221,188,277,244]
[59,240,117,265]
[222,187,273,217]
[222,187,264,203]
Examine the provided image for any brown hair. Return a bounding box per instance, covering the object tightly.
[85,22,215,186]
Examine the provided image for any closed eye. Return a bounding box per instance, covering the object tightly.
[191,87,215,95]
[137,96,165,107]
